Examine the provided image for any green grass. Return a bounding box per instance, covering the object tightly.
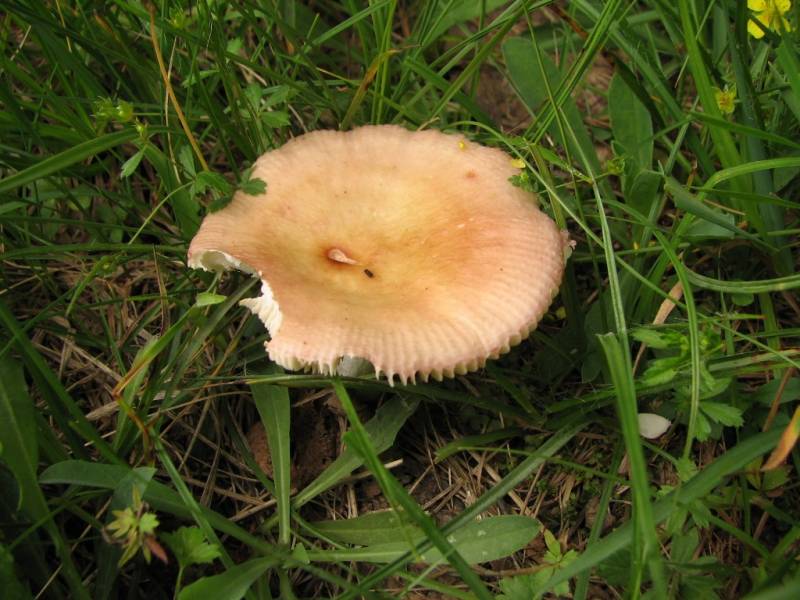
[2,1,800,598]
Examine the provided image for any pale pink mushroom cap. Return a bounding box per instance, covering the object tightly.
[188,125,567,384]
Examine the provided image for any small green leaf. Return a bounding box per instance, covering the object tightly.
[120,148,145,178]
[195,292,227,307]
[239,177,266,196]
[261,111,290,128]
[640,366,678,387]
[699,376,732,400]
[762,465,790,491]
[508,172,536,193]
[291,543,310,564]
[731,292,755,307]
[543,529,562,559]
[207,195,233,213]
[687,499,712,528]
[694,411,712,442]
[226,37,243,55]
[670,527,699,563]
[496,528,576,598]
[163,527,221,570]
[676,458,698,482]
[192,171,233,196]
[700,402,744,428]
[243,83,261,111]
[178,145,196,177]
[181,69,218,88]
[264,86,293,108]
[496,572,541,600]
[139,512,159,536]
[631,328,674,349]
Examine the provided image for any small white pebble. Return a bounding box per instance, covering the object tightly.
[638,413,671,439]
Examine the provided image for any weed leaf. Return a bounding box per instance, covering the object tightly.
[163,527,221,570]
[178,556,277,600]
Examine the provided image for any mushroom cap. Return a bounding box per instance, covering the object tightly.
[188,125,567,384]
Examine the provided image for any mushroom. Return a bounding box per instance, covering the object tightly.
[188,125,568,385]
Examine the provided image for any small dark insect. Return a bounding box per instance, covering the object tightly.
[363,269,374,278]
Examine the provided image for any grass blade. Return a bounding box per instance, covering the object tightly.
[0,130,139,195]
[0,359,39,512]
[597,333,667,598]
[251,378,291,546]
[332,380,493,600]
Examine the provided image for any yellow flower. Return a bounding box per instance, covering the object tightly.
[714,86,737,115]
[748,0,793,39]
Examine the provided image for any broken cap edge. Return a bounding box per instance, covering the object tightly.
[188,249,284,336]
[187,216,572,387]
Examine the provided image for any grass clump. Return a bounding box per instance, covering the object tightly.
[1,1,799,598]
